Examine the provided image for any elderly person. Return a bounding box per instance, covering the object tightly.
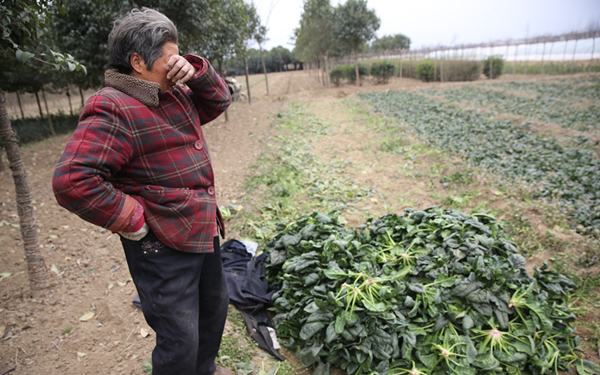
[52,8,233,375]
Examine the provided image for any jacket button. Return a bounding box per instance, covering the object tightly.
[207,186,215,195]
[194,140,203,150]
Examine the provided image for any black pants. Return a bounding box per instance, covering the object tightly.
[121,231,229,375]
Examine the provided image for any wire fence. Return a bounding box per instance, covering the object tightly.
[329,29,600,75]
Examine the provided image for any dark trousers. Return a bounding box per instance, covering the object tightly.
[121,231,229,375]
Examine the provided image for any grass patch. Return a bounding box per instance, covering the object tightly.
[236,103,376,244]
[218,306,257,368]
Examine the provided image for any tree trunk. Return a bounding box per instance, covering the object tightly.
[571,39,578,73]
[244,57,252,105]
[399,53,403,78]
[0,93,50,294]
[218,60,228,122]
[41,89,56,136]
[66,85,74,115]
[16,91,25,120]
[355,49,360,86]
[324,51,330,89]
[259,43,269,95]
[35,91,44,119]
[316,59,321,83]
[79,87,85,109]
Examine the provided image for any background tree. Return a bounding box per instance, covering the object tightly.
[1,0,85,295]
[370,33,411,52]
[332,0,380,86]
[294,0,334,88]
[254,25,270,94]
[51,0,120,99]
[237,2,262,104]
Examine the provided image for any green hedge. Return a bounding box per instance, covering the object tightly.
[344,64,369,83]
[483,56,504,79]
[503,61,600,75]
[330,64,369,85]
[416,61,435,82]
[370,61,396,84]
[8,113,79,145]
[401,59,481,82]
[330,66,345,87]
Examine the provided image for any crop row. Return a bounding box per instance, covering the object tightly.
[421,86,600,133]
[359,90,600,236]
[478,77,600,103]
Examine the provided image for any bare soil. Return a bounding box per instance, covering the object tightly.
[1,70,599,374]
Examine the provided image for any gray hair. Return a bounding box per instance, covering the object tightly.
[106,8,178,74]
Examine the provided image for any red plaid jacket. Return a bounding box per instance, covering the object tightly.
[52,55,231,252]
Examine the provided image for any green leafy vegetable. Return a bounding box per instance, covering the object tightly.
[265,208,586,374]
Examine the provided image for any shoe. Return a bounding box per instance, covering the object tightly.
[213,366,235,375]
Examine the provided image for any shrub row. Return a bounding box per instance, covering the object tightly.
[8,114,79,145]
[400,59,482,82]
[331,58,507,85]
[330,61,397,86]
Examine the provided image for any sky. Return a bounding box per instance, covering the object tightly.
[251,0,600,52]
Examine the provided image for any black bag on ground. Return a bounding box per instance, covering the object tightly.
[220,239,285,361]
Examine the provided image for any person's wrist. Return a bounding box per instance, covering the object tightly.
[123,202,145,233]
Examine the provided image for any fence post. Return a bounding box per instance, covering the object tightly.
[513,44,518,74]
[570,39,578,73]
[489,43,493,79]
[440,49,444,83]
[562,39,568,69]
[540,42,546,74]
[589,37,596,72]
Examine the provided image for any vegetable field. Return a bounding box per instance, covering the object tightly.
[233,73,600,375]
[360,85,600,237]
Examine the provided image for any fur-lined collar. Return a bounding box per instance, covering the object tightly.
[104,69,161,107]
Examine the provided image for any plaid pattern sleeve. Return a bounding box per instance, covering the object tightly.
[184,55,232,125]
[52,94,137,232]
[53,56,230,252]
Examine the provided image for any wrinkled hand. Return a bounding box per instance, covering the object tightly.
[120,222,149,241]
[166,55,196,85]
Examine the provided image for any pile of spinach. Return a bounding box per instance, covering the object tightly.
[264,208,600,375]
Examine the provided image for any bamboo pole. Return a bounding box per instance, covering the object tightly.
[440,49,444,83]
[589,38,595,72]
[548,42,554,73]
[570,39,578,73]
[513,44,519,74]
[540,42,546,74]
[489,44,493,79]
[433,49,437,82]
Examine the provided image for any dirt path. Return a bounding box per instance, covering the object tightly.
[0,72,325,374]
[1,70,599,374]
